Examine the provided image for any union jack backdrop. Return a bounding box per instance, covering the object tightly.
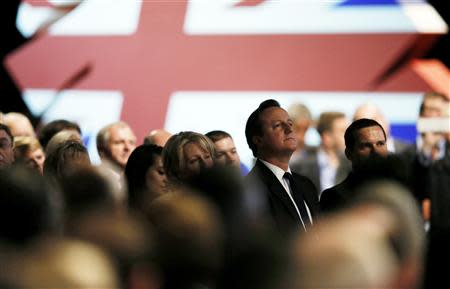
[5,0,449,165]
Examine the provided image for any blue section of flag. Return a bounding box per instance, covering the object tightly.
[390,123,417,144]
[338,0,399,6]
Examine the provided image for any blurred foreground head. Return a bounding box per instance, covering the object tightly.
[1,237,120,289]
[0,165,61,245]
[290,180,425,289]
[146,190,224,289]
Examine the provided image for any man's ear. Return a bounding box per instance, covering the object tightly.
[253,135,262,147]
[344,147,352,161]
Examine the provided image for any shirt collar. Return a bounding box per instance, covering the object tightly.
[259,159,291,182]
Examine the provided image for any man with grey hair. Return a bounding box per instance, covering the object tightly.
[97,121,137,171]
[287,102,315,163]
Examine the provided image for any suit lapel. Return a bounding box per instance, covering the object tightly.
[255,160,300,220]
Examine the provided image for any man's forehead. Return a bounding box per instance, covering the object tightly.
[355,126,385,139]
[215,137,235,149]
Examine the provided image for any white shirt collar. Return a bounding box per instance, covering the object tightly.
[259,159,291,182]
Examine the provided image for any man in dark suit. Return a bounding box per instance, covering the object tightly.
[244,99,319,238]
[320,118,389,213]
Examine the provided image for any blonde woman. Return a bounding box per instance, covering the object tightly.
[163,131,215,186]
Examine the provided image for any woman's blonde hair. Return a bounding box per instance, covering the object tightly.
[162,131,215,184]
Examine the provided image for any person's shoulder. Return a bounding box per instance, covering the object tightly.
[243,162,262,183]
[321,185,338,199]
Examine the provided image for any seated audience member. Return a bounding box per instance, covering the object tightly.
[162,131,215,186]
[320,118,390,213]
[13,136,45,174]
[244,99,319,239]
[66,212,158,289]
[45,129,82,156]
[59,166,123,231]
[353,102,412,153]
[125,144,169,213]
[290,180,425,289]
[96,121,137,193]
[188,164,247,233]
[0,123,15,169]
[38,119,81,150]
[43,140,91,182]
[205,130,248,174]
[146,191,224,289]
[97,121,136,171]
[0,165,61,245]
[291,111,350,195]
[287,102,315,163]
[143,128,172,147]
[1,112,35,137]
[2,237,120,289]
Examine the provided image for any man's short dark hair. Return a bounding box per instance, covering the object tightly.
[38,119,81,149]
[245,99,281,157]
[344,118,386,151]
[205,130,232,143]
[0,123,14,145]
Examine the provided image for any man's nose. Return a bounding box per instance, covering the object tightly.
[124,142,131,150]
[284,123,293,133]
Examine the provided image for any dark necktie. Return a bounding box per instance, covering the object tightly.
[283,172,312,228]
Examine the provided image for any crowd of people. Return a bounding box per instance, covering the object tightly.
[0,91,449,289]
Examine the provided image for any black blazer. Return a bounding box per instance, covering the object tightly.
[244,159,320,238]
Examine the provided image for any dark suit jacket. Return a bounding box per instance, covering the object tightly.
[244,159,320,238]
[319,172,359,214]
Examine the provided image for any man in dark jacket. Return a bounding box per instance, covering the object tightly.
[244,99,319,239]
